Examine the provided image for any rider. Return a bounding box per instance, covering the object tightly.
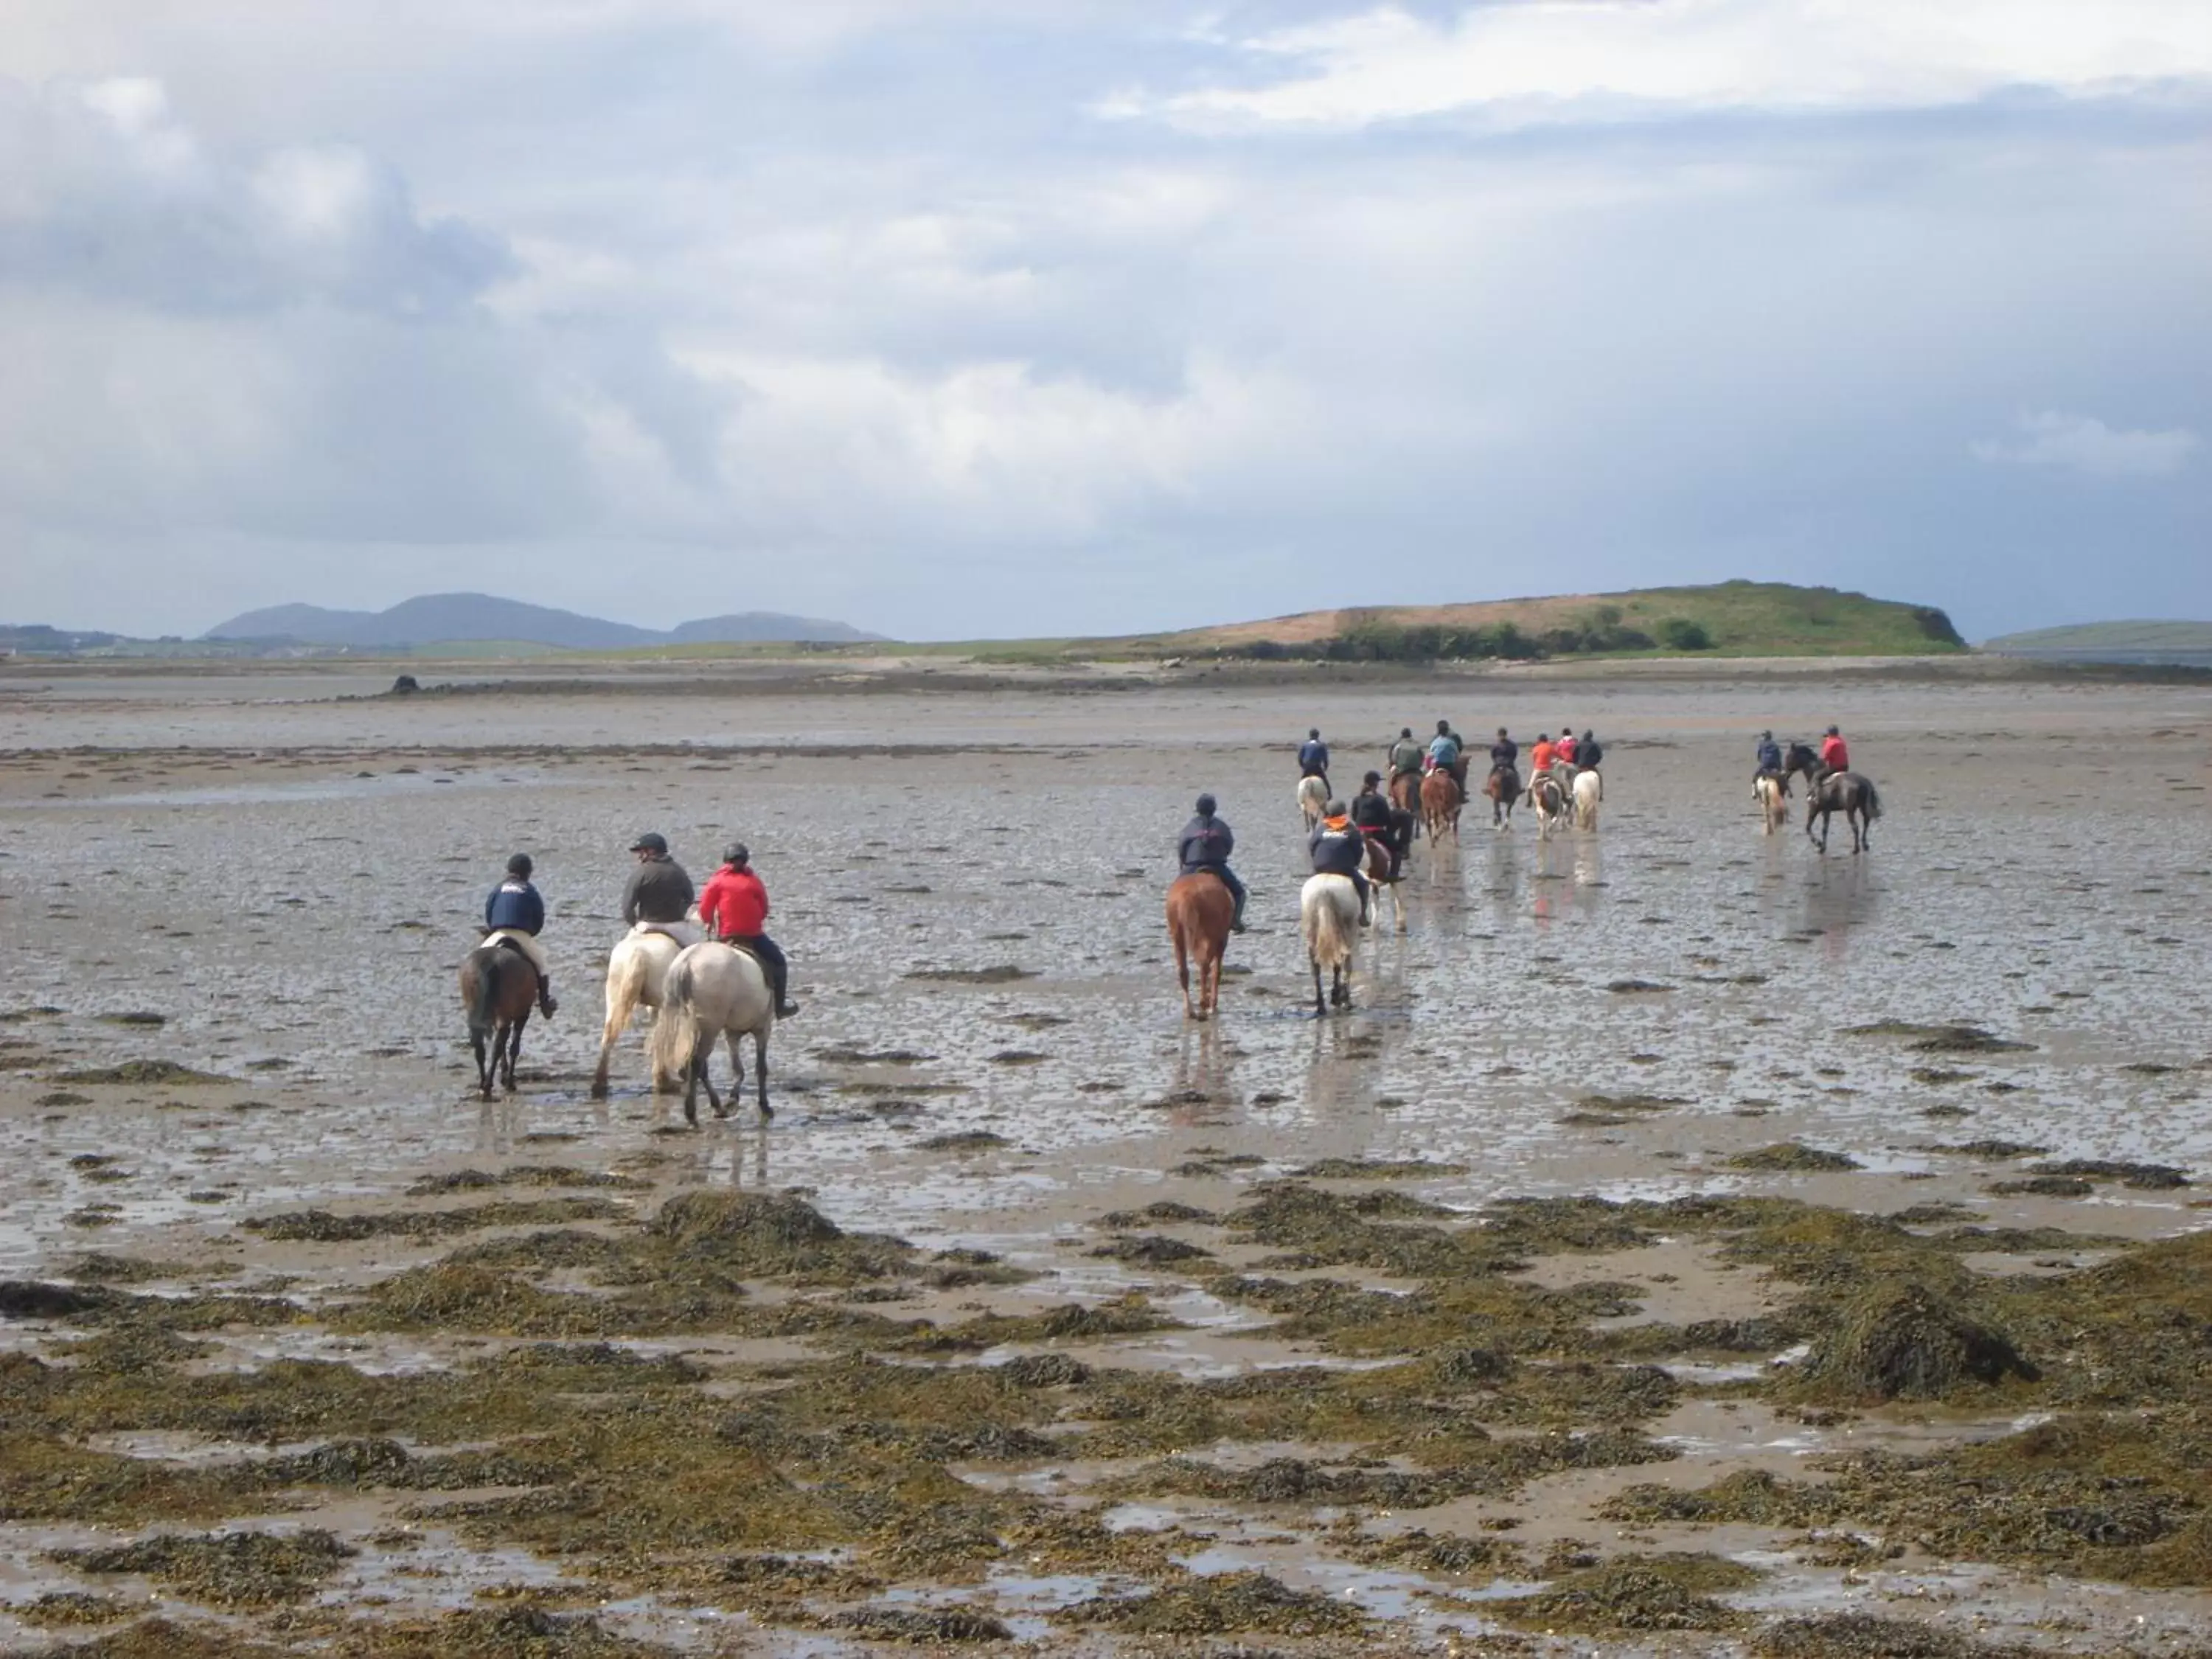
[1351,771,1403,880]
[1529,731,1557,775]
[698,844,800,1018]
[1426,720,1461,777]
[1755,729,1784,780]
[1388,726,1425,787]
[1576,729,1603,771]
[1820,725,1850,774]
[1297,728,1331,796]
[1178,793,1248,933]
[483,852,557,1016]
[622,832,696,928]
[1310,799,1372,926]
[1556,728,1579,767]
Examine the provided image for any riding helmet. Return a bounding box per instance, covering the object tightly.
[723,843,749,866]
[506,853,533,877]
[1195,793,1217,815]
[629,832,668,855]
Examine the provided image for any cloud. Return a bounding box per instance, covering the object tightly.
[1971,411,2200,479]
[0,8,2208,641]
[1133,0,2212,130]
[0,77,509,315]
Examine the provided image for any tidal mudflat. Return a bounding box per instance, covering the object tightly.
[1,661,2209,1656]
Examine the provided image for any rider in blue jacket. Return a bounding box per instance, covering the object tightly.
[1178,794,1248,932]
[1298,728,1330,792]
[1755,730,1784,780]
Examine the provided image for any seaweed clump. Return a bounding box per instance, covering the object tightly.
[1794,1281,2034,1402]
[1494,1553,1757,1633]
[651,1189,911,1281]
[1727,1143,1863,1173]
[1753,1611,2036,1658]
[1057,1570,1366,1638]
[52,1528,355,1607]
[53,1060,229,1086]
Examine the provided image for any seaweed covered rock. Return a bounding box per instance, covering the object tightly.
[1496,1554,1757,1632]
[1798,1281,2034,1402]
[1058,1569,1366,1637]
[650,1189,909,1279]
[1755,1610,2031,1657]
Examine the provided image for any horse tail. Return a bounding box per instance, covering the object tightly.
[1862,778,1882,821]
[467,950,501,1037]
[1304,881,1354,968]
[649,956,698,1082]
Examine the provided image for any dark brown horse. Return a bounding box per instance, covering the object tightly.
[459,942,538,1099]
[1166,872,1235,1020]
[1483,764,1520,828]
[1807,771,1882,854]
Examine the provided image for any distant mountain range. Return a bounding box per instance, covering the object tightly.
[204,593,883,649]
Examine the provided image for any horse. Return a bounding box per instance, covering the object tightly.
[647,941,776,1124]
[1300,873,1362,1014]
[590,928,686,1098]
[1296,774,1329,830]
[1362,832,1405,935]
[1388,771,1422,838]
[1806,771,1882,855]
[459,940,538,1101]
[1481,765,1519,829]
[1528,771,1568,837]
[1755,772,1790,834]
[1573,768,1602,832]
[1783,742,1823,792]
[1419,768,1461,843]
[1166,872,1235,1020]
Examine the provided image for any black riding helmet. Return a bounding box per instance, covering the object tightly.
[1363,770,1382,787]
[506,853,533,877]
[1195,793,1217,815]
[629,832,668,855]
[1435,719,1450,734]
[1308,727,1321,740]
[723,843,749,867]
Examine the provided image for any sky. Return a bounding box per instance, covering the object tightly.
[1,1,2208,641]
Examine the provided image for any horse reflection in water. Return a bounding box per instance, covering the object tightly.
[1167,1020,1243,1127]
[1802,858,1882,964]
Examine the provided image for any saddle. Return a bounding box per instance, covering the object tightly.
[631,919,703,947]
[484,928,532,957]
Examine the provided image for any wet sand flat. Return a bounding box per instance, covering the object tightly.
[1,664,2210,1656]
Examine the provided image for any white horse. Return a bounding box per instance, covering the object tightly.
[647,941,776,1124]
[591,928,686,1099]
[1296,774,1329,830]
[1300,873,1361,1015]
[1755,773,1789,835]
[1573,768,1602,831]
[1530,771,1569,838]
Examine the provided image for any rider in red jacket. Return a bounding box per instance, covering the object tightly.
[1819,726,1850,773]
[698,844,799,1018]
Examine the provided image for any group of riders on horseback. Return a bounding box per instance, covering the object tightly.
[478,832,803,1026]
[1178,717,1613,934]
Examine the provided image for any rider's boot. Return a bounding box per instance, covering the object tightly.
[1229,886,1248,933]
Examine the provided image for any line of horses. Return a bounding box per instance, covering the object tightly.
[461,924,773,1118]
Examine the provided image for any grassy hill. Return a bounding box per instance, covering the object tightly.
[1128,581,1965,663]
[1983,620,2212,656]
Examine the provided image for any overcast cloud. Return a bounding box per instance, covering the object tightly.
[2,1,2207,639]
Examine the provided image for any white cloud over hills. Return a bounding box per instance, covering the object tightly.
[1,1,2207,639]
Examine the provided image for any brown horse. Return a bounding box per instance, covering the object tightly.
[1166,873,1235,1020]
[1419,768,1461,843]
[1388,771,1422,836]
[1482,764,1519,829]
[1363,833,1405,933]
[459,942,538,1100]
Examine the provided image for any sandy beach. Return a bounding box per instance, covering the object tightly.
[2,660,2210,1657]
